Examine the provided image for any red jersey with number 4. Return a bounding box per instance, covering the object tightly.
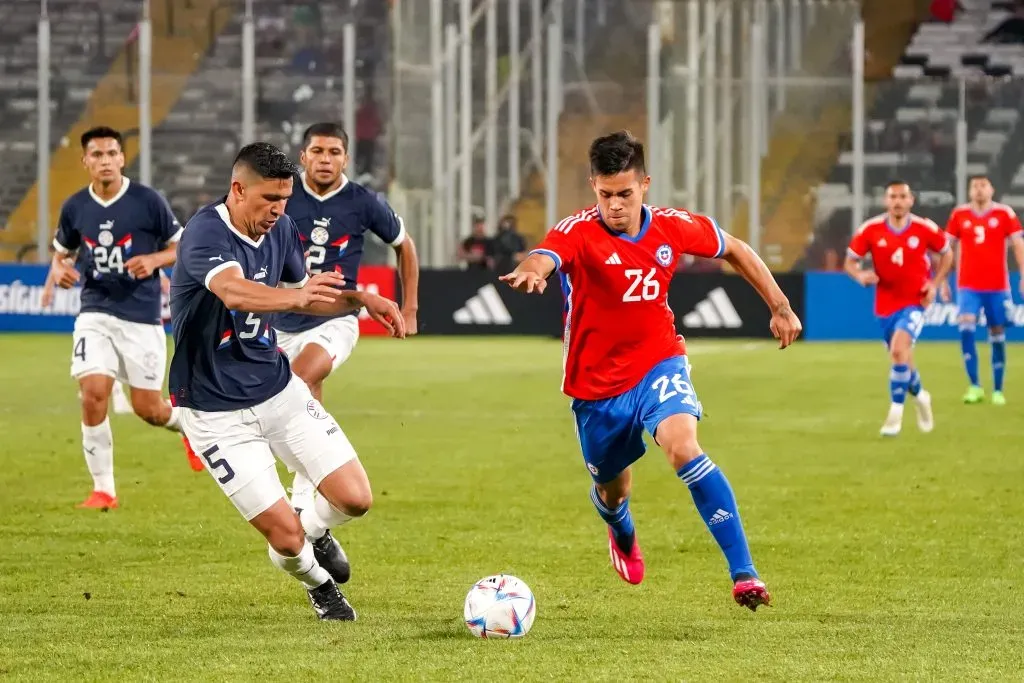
[945,203,1022,291]
[848,213,949,317]
[531,204,727,401]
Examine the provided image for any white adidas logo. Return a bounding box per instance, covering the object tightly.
[605,252,622,265]
[708,508,733,525]
[682,288,743,329]
[453,284,513,325]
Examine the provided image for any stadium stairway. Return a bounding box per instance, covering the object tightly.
[0,0,231,255]
[731,0,930,270]
[511,19,649,246]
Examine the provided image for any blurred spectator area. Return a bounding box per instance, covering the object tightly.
[801,0,1024,270]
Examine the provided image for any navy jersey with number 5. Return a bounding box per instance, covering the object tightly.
[53,178,182,324]
[274,174,405,333]
[169,201,308,411]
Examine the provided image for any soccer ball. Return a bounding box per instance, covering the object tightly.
[463,574,536,639]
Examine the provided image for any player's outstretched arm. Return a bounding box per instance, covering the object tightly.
[208,267,345,314]
[393,235,420,334]
[305,290,407,338]
[498,253,556,294]
[720,234,802,348]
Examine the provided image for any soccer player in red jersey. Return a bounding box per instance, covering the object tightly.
[944,175,1024,405]
[499,131,801,611]
[845,181,954,436]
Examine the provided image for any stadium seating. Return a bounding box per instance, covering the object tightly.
[804,1,1024,269]
[0,0,141,256]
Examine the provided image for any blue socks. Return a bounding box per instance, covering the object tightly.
[890,364,911,404]
[961,323,980,386]
[590,486,635,553]
[909,368,922,397]
[678,455,756,580]
[992,333,1006,392]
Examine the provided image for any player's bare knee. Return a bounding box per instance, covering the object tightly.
[664,438,703,471]
[340,492,372,518]
[990,325,1005,336]
[132,396,167,426]
[595,484,628,509]
[959,313,977,327]
[264,514,306,556]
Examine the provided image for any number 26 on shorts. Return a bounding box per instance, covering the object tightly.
[651,373,697,408]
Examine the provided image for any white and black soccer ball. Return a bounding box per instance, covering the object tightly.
[463,574,536,639]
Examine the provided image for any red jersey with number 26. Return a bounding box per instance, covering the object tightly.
[847,213,949,317]
[530,204,727,401]
[945,203,1022,291]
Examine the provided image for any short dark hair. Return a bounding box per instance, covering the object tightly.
[302,122,349,152]
[81,126,123,150]
[589,130,646,177]
[969,174,992,184]
[885,179,911,191]
[232,142,298,180]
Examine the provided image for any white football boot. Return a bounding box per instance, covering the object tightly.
[879,403,904,437]
[913,389,934,433]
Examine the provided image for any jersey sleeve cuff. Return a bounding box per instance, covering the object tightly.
[166,226,185,244]
[846,248,863,260]
[204,261,242,290]
[937,242,951,254]
[389,217,408,247]
[710,218,727,258]
[52,238,71,254]
[529,248,563,271]
[279,275,310,289]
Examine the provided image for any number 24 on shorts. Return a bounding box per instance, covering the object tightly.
[652,373,697,407]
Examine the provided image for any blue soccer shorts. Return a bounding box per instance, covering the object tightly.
[570,355,703,484]
[879,305,926,347]
[958,288,1012,328]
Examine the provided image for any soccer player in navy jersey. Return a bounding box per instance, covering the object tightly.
[170,142,405,621]
[46,126,187,510]
[275,121,420,516]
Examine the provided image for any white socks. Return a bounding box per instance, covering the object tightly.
[164,405,181,432]
[82,418,115,496]
[268,540,331,589]
[300,493,354,541]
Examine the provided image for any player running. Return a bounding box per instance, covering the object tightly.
[845,181,954,436]
[275,122,420,517]
[169,142,405,621]
[46,126,187,509]
[944,175,1024,405]
[500,131,801,611]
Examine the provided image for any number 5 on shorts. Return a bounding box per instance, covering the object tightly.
[201,445,236,484]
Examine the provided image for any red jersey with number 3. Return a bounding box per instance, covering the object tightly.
[847,213,949,317]
[530,204,727,401]
[945,203,1022,291]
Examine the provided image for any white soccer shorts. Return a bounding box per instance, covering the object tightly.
[178,374,359,521]
[70,312,167,391]
[276,316,360,373]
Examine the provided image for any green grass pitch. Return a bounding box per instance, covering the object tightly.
[0,335,1022,681]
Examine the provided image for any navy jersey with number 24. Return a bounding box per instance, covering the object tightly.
[54,178,182,324]
[169,201,308,411]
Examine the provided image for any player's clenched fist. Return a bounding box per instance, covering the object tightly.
[361,293,406,338]
[499,270,547,294]
[854,270,879,287]
[296,271,345,308]
[769,301,802,349]
[53,257,80,289]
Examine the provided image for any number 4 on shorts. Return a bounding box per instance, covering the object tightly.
[74,337,86,361]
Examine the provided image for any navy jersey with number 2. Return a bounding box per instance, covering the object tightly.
[169,201,308,411]
[54,178,182,324]
[274,174,405,333]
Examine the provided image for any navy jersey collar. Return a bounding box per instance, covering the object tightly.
[300,172,350,203]
[215,203,265,248]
